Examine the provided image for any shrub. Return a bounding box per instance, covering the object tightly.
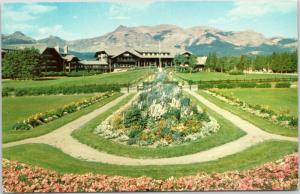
[275,82,291,88]
[2,89,9,97]
[180,97,190,106]
[256,83,271,88]
[5,84,120,96]
[127,138,137,145]
[123,106,142,127]
[289,117,298,127]
[216,83,236,89]
[237,82,256,88]
[67,70,102,77]
[228,70,244,75]
[12,122,31,130]
[196,111,210,122]
[42,71,67,77]
[198,83,214,89]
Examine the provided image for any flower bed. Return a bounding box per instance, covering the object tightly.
[206,89,298,129]
[2,153,298,192]
[95,73,219,147]
[12,92,116,130]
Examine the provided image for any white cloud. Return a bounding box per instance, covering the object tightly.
[72,15,78,19]
[107,4,131,20]
[3,3,58,36]
[208,0,296,28]
[3,8,35,22]
[3,3,57,22]
[36,24,78,40]
[107,0,155,20]
[109,0,155,9]
[23,4,56,14]
[2,23,36,34]
[228,0,296,19]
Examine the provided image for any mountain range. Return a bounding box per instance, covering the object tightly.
[2,24,297,56]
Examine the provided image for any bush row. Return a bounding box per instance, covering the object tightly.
[199,82,290,89]
[3,84,120,97]
[67,70,103,77]
[228,70,244,75]
[275,82,291,88]
[180,77,297,85]
[42,70,103,77]
[12,92,115,130]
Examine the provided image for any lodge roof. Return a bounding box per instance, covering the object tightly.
[95,46,188,59]
[79,60,108,65]
[62,54,79,62]
[196,56,207,65]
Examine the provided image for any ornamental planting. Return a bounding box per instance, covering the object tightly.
[95,72,219,147]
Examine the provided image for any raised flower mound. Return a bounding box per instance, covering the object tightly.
[12,92,116,131]
[95,73,219,147]
[2,153,298,192]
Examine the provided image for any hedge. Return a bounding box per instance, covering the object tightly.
[42,71,67,77]
[228,70,244,75]
[199,82,258,89]
[67,70,103,77]
[275,82,291,88]
[256,83,272,88]
[3,84,120,97]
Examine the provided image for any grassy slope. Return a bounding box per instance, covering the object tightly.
[176,72,297,82]
[217,88,298,117]
[71,92,245,159]
[3,93,122,143]
[3,69,152,89]
[3,94,95,131]
[3,140,297,179]
[199,90,298,137]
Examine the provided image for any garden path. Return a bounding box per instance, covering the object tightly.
[3,90,297,166]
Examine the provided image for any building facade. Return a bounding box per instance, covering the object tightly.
[94,49,187,71]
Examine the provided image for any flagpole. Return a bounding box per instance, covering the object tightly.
[158,40,161,68]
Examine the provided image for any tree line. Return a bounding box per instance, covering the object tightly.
[205,51,297,73]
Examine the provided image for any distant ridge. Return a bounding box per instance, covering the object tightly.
[2,24,297,56]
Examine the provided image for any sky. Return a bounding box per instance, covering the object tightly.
[2,0,298,41]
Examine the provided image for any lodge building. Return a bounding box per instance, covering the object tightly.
[94,48,192,71]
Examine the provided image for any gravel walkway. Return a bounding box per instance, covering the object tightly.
[3,90,297,166]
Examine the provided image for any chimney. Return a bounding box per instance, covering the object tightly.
[64,45,68,54]
[54,45,59,53]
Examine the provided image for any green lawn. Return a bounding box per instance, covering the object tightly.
[3,93,122,143]
[199,90,298,137]
[71,92,245,158]
[3,94,95,132]
[3,69,153,89]
[3,140,297,179]
[216,88,298,117]
[176,72,297,82]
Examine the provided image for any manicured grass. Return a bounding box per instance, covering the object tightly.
[3,69,153,89]
[3,93,122,143]
[217,88,298,117]
[71,92,245,159]
[3,94,95,132]
[3,140,297,179]
[176,72,297,82]
[199,90,298,137]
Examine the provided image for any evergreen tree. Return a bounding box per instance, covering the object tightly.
[2,48,41,79]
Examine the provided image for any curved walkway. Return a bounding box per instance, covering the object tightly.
[3,90,297,166]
